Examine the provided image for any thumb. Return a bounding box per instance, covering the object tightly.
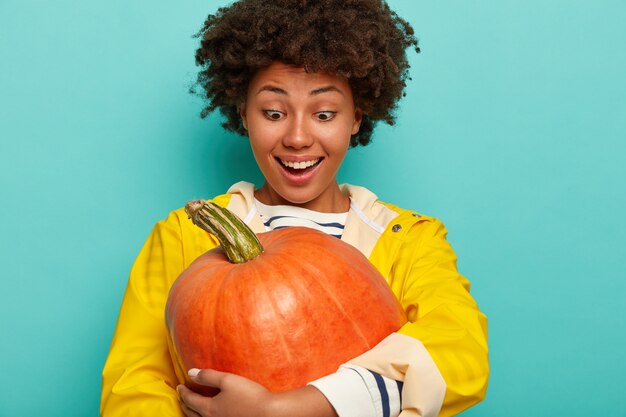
[188,368,227,388]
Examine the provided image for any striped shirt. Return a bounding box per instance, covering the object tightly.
[254,198,403,417]
[255,199,348,238]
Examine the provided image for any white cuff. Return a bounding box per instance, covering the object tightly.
[308,365,401,417]
[309,367,377,417]
[348,333,446,417]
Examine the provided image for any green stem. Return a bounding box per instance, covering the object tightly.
[185,200,263,264]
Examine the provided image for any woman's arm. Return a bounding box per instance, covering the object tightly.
[177,369,338,417]
[352,218,489,417]
[101,210,204,417]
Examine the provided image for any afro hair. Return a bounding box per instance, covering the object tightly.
[194,0,420,147]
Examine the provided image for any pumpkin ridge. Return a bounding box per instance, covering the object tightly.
[255,255,296,375]
[209,264,231,372]
[216,264,254,376]
[170,259,219,341]
[283,247,371,350]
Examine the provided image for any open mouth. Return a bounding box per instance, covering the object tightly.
[277,157,323,175]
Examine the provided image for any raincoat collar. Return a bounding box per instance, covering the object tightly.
[225,181,401,258]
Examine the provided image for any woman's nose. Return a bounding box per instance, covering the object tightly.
[282,115,314,149]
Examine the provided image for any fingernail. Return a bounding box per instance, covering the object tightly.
[188,368,200,377]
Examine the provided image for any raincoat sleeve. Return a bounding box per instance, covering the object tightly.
[100,211,187,417]
[350,218,489,417]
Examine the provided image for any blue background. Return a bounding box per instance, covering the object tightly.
[1,1,625,416]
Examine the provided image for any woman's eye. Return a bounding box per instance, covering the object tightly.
[264,110,284,120]
[315,111,336,121]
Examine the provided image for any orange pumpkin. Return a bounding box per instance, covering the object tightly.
[165,201,406,396]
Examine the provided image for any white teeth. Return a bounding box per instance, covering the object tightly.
[281,159,320,169]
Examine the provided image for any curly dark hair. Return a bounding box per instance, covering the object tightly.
[194,0,420,147]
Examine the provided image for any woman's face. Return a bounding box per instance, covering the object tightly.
[240,62,362,212]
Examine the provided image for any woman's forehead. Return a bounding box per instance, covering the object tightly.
[249,62,353,96]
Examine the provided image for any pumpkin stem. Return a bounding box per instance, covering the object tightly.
[185,200,263,263]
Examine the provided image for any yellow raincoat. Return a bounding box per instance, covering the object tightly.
[101,182,489,416]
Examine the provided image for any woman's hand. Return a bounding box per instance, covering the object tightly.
[177,369,272,417]
[177,369,338,417]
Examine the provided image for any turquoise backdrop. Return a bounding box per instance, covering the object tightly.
[1,0,625,416]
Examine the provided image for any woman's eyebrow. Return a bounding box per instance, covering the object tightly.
[256,85,344,96]
[256,85,287,95]
[310,86,343,96]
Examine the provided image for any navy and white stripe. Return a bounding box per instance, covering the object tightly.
[255,199,348,238]
[346,365,402,417]
[262,215,345,237]
[309,364,403,417]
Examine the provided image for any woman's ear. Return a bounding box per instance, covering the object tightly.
[239,103,248,130]
[351,108,363,135]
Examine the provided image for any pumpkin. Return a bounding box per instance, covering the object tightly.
[165,200,406,396]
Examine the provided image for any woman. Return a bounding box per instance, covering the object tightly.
[101,1,489,416]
